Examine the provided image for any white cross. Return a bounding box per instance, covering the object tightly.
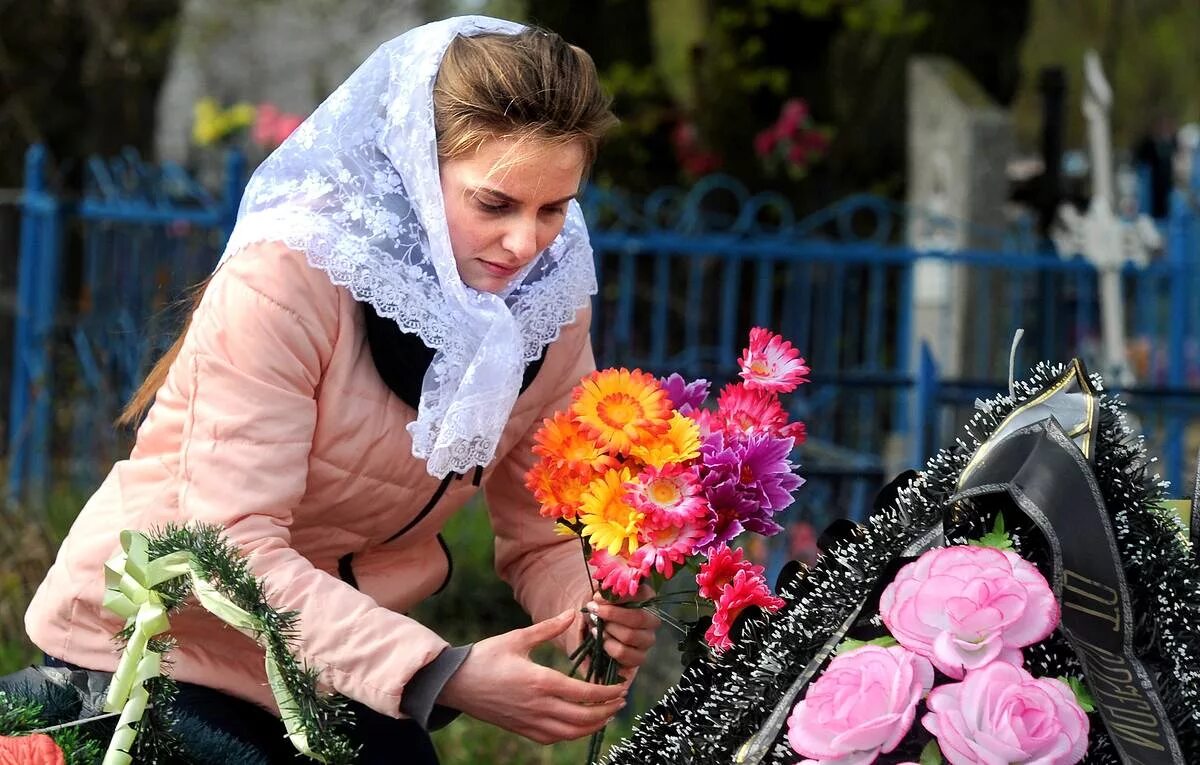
[1051,50,1161,388]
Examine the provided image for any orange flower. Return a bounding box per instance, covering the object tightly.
[579,467,645,555]
[571,368,671,456]
[532,411,617,474]
[631,411,701,468]
[525,461,594,522]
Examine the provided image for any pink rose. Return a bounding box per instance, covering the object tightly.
[923,662,1089,765]
[880,545,1058,678]
[787,646,934,765]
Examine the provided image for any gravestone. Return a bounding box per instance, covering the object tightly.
[154,0,425,163]
[906,56,1015,376]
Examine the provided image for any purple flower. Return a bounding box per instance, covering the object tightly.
[696,479,757,553]
[660,373,710,415]
[739,433,803,512]
[701,432,803,514]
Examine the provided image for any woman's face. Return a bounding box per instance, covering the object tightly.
[440,137,586,293]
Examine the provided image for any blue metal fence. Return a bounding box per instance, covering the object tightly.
[9,148,1200,529]
[7,146,243,503]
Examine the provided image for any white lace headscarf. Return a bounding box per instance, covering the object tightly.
[219,16,598,478]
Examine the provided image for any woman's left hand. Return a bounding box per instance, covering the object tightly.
[586,585,661,680]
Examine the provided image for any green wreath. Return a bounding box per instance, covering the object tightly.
[1,523,356,764]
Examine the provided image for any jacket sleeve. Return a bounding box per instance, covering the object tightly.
[175,241,448,718]
[482,306,598,652]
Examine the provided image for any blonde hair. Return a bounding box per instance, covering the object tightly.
[119,26,615,427]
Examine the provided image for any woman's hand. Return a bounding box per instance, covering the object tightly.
[587,585,662,681]
[438,609,628,744]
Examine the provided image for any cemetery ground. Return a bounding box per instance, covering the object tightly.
[0,488,649,763]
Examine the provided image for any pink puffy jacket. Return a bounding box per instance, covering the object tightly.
[25,241,596,718]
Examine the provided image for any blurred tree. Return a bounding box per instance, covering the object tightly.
[0,0,181,187]
[1012,0,1200,156]
[507,0,1030,207]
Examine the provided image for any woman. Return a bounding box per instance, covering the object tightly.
[24,15,659,763]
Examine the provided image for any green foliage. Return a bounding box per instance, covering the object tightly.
[1060,675,1096,713]
[919,738,944,765]
[833,635,899,654]
[971,513,1015,551]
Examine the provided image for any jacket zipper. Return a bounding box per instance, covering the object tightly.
[337,465,482,589]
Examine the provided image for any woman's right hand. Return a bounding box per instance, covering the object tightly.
[438,609,628,743]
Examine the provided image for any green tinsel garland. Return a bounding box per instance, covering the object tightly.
[602,361,1200,764]
[2,522,358,763]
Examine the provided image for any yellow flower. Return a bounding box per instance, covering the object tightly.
[579,467,644,555]
[532,412,617,475]
[631,411,701,469]
[192,98,257,147]
[571,368,671,456]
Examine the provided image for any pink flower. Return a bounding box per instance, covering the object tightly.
[787,645,934,765]
[633,517,707,578]
[738,328,810,393]
[715,383,790,437]
[627,463,707,527]
[696,544,762,600]
[880,546,1058,679]
[778,98,810,134]
[754,128,777,158]
[590,548,650,598]
[923,662,1089,765]
[706,568,784,651]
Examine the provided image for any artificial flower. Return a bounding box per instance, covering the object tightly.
[590,548,651,599]
[738,327,809,393]
[532,411,617,475]
[706,568,784,650]
[0,733,65,765]
[697,478,758,554]
[923,662,1089,765]
[579,467,644,555]
[630,411,702,469]
[524,461,594,522]
[715,382,791,437]
[572,368,672,455]
[626,463,707,527]
[696,544,763,600]
[659,373,710,414]
[880,545,1059,679]
[633,518,707,578]
[787,646,934,765]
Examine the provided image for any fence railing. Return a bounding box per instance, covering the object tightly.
[9,149,1200,530]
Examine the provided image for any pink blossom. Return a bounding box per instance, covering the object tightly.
[714,383,791,437]
[754,128,777,158]
[705,568,783,651]
[633,517,706,578]
[590,548,650,599]
[778,98,810,134]
[627,463,707,527]
[696,544,762,600]
[923,662,1089,765]
[787,645,934,765]
[738,327,810,393]
[880,546,1058,679]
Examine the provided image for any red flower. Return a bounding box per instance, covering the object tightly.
[696,544,762,600]
[706,568,785,651]
[0,734,65,765]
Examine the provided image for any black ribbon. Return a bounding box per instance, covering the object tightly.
[953,417,1184,764]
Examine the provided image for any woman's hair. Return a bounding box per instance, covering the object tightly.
[118,25,615,426]
[433,27,617,170]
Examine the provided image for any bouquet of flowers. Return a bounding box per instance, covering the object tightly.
[522,328,810,754]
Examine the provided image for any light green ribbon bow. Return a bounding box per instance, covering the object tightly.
[101,530,323,764]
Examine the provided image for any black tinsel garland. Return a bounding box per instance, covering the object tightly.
[603,361,1200,765]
